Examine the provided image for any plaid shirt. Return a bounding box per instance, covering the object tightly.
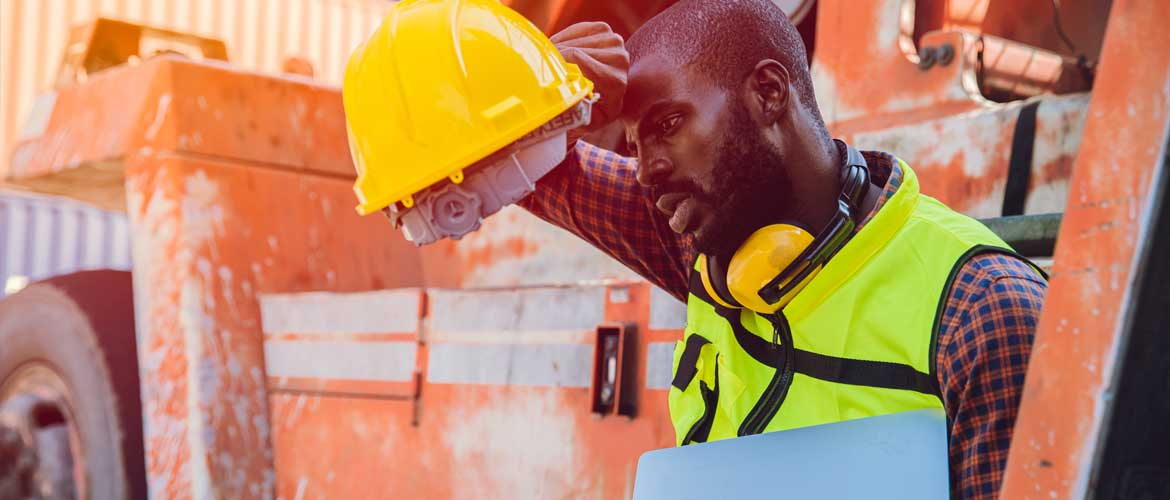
[519,141,1047,499]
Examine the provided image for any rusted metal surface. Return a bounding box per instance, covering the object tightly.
[848,93,1087,217]
[263,282,683,499]
[1000,0,1170,497]
[5,55,439,498]
[124,148,432,498]
[807,0,1094,222]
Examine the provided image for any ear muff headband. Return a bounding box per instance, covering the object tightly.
[756,144,870,305]
[700,141,870,313]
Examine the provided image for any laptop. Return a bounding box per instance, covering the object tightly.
[632,409,950,499]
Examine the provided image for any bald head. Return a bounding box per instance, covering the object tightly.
[626,0,820,117]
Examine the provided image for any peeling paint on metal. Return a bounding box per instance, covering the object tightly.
[145,94,173,141]
[444,389,586,499]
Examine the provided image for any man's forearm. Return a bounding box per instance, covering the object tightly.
[518,140,693,301]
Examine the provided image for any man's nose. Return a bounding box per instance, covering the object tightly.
[635,155,673,188]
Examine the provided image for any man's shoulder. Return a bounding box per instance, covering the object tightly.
[962,252,1046,285]
[948,252,1047,318]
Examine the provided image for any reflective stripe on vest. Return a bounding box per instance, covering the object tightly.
[668,160,1030,445]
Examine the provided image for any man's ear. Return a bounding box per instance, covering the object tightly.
[746,60,790,125]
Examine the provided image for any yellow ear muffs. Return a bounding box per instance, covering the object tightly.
[725,224,819,314]
[697,223,820,314]
[698,254,738,309]
[697,141,872,315]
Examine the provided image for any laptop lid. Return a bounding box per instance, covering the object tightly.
[632,408,950,500]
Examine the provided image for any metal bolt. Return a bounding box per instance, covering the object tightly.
[918,46,938,70]
[937,44,955,66]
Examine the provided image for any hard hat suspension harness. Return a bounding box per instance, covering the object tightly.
[384,95,596,246]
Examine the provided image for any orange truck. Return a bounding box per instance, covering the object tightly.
[1,1,1167,498]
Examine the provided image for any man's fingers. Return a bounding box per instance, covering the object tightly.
[556,31,625,50]
[549,21,613,43]
[588,47,630,70]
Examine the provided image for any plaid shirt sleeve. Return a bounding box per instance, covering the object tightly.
[937,255,1047,500]
[518,140,695,300]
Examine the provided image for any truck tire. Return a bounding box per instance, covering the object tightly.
[0,270,146,500]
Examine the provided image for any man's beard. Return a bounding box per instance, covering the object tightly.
[691,100,794,259]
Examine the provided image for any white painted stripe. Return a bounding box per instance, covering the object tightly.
[428,286,607,332]
[259,290,420,335]
[427,328,593,345]
[649,285,687,330]
[427,343,594,387]
[263,340,416,382]
[645,342,677,390]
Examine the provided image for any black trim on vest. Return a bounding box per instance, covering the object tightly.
[690,271,941,398]
[672,334,712,391]
[1002,101,1040,216]
[927,245,1049,384]
[681,362,719,446]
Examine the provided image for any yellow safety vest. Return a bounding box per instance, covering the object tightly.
[669,161,1032,444]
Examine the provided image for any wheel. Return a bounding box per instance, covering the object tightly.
[0,270,145,500]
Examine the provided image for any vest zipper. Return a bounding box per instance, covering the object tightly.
[737,313,796,436]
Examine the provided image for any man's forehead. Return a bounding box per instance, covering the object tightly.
[620,53,696,122]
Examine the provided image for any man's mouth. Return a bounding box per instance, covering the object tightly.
[655,192,689,215]
[656,192,699,234]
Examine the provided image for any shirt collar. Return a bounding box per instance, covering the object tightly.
[856,150,903,231]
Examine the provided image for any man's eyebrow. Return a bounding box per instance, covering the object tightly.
[633,100,678,133]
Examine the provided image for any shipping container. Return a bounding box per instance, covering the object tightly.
[0,188,132,296]
[0,0,394,177]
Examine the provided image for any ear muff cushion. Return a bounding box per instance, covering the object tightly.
[698,254,739,309]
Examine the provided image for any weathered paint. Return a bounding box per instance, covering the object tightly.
[813,0,983,130]
[264,282,682,500]
[124,147,437,498]
[851,93,1088,217]
[1000,0,1170,498]
[3,56,447,498]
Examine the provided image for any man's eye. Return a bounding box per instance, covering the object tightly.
[658,115,682,135]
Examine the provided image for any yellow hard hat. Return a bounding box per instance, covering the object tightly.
[343,0,594,215]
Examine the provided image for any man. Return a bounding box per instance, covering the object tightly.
[524,1,1046,498]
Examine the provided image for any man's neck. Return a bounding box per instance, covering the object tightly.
[788,138,847,232]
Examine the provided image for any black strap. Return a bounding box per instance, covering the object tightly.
[671,334,712,391]
[699,284,939,397]
[794,349,937,395]
[719,309,936,396]
[1002,101,1040,216]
